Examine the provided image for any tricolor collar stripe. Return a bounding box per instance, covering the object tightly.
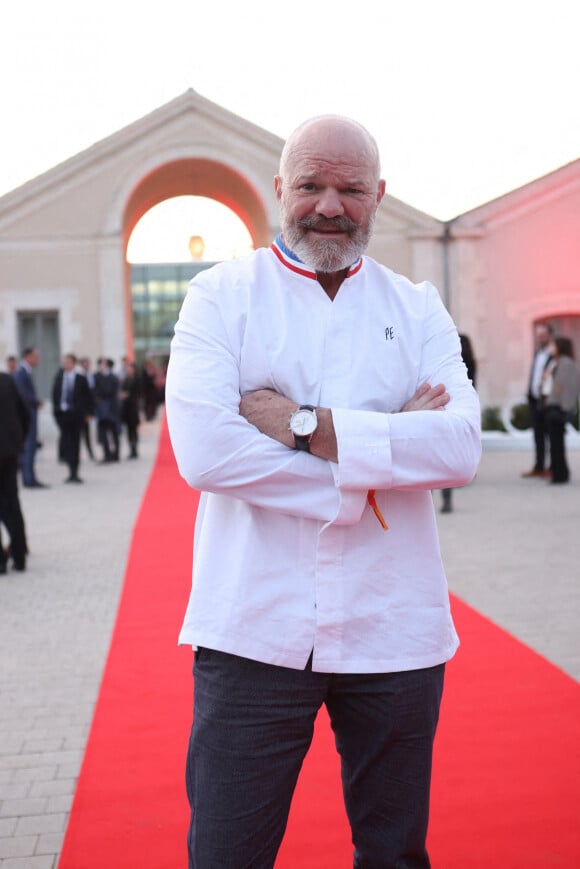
[270,242,318,279]
[270,236,363,279]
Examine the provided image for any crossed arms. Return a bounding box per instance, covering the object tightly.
[239,383,450,462]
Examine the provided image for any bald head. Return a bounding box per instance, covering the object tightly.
[279,115,381,185]
[275,115,385,276]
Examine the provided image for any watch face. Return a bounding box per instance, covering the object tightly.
[291,409,317,436]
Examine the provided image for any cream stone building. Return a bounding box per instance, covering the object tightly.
[0,89,578,418]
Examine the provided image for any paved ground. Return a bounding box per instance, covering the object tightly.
[0,417,578,868]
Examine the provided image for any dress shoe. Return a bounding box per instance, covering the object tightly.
[23,480,49,488]
[521,469,544,478]
[65,475,84,483]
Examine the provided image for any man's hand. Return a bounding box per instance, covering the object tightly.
[401,383,449,412]
[239,383,448,460]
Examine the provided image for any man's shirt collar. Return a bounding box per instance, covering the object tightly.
[271,234,363,280]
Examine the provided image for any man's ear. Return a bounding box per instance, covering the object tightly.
[274,175,283,201]
[376,179,386,207]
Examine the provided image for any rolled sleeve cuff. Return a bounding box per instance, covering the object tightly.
[331,407,392,491]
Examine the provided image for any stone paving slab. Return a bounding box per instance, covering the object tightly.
[0,416,578,868]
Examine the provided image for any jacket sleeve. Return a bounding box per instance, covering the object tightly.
[14,369,34,407]
[51,372,62,414]
[165,281,366,526]
[15,382,31,440]
[332,283,481,492]
[77,375,92,416]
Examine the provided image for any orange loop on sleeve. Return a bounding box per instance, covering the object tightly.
[367,489,389,531]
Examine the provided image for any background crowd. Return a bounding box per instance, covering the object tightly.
[522,324,580,485]
[1,326,579,575]
[0,350,166,573]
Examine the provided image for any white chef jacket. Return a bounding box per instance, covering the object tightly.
[166,237,481,674]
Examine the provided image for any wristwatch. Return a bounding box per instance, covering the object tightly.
[288,404,318,452]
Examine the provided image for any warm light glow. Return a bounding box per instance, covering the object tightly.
[188,235,205,260]
[127,196,254,263]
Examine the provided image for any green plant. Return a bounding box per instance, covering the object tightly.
[510,402,531,431]
[481,406,507,432]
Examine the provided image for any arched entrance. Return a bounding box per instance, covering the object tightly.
[120,158,272,359]
[127,196,253,366]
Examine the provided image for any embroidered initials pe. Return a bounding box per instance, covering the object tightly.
[384,326,395,340]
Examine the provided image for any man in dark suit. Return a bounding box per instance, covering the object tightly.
[0,372,30,572]
[522,322,553,478]
[93,357,121,462]
[13,346,48,488]
[52,353,92,483]
[78,356,96,460]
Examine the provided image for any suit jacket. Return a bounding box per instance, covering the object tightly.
[13,364,40,411]
[93,371,120,421]
[79,372,96,416]
[52,369,92,419]
[527,349,552,402]
[0,372,30,456]
[120,374,141,427]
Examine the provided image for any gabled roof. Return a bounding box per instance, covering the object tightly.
[453,156,580,228]
[0,89,284,219]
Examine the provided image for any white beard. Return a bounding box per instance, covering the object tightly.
[282,214,374,273]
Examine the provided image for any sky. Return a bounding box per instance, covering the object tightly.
[3,0,579,260]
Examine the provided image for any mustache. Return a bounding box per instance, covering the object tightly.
[297,215,359,234]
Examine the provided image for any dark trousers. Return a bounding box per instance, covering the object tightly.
[97,419,119,460]
[0,456,27,568]
[19,410,38,485]
[546,406,569,482]
[187,649,445,869]
[440,488,453,511]
[81,418,95,459]
[124,421,139,457]
[529,396,549,471]
[55,411,83,478]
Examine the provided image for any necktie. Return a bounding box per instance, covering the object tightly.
[63,374,73,408]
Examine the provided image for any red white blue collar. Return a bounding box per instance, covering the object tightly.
[271,234,363,280]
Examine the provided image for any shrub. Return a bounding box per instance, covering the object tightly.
[510,403,531,430]
[481,406,507,432]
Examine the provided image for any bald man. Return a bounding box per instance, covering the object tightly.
[166,116,481,868]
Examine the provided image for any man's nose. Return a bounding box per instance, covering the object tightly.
[315,188,344,217]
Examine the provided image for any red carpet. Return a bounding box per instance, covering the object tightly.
[59,420,580,868]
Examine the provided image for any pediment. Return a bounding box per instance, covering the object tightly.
[0,89,284,236]
[454,157,580,229]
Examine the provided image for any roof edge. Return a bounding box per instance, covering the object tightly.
[0,89,284,215]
